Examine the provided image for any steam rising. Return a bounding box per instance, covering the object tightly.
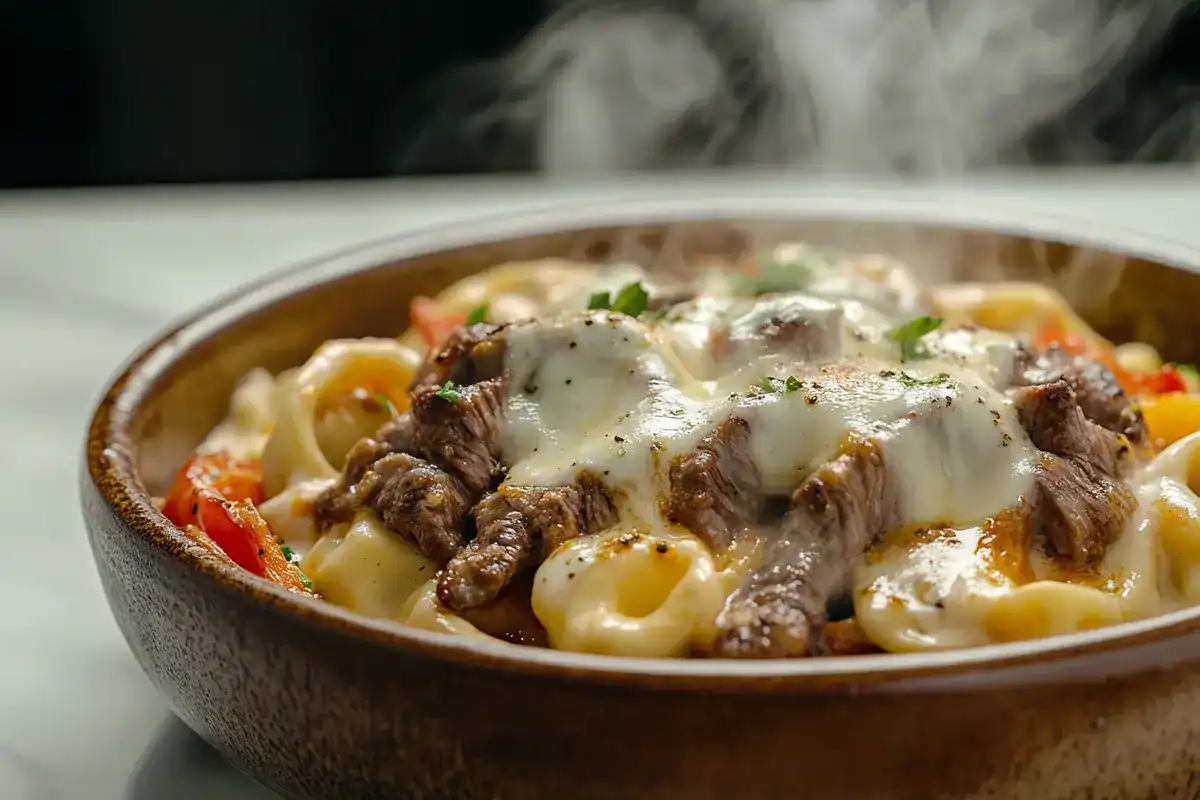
[401,0,1195,174]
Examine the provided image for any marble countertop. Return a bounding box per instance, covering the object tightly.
[4,171,1200,799]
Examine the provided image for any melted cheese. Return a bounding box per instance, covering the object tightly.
[502,298,1038,535]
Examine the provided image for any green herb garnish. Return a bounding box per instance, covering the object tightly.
[466,303,489,325]
[300,574,314,591]
[760,375,803,394]
[587,281,649,317]
[894,371,951,389]
[374,392,399,418]
[281,544,295,562]
[434,381,462,404]
[887,316,944,361]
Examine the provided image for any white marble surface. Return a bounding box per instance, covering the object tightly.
[3,171,1200,799]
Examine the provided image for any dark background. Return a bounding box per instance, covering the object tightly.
[3,1,1199,189]
[1,0,544,188]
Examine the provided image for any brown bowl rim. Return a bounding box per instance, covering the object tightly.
[84,191,1200,693]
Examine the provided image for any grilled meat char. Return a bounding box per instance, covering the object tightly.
[411,322,508,390]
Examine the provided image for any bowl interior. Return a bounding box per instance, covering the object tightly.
[100,199,1200,684]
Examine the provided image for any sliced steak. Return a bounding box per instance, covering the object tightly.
[438,473,618,611]
[1010,380,1138,565]
[411,322,507,390]
[343,414,415,485]
[313,414,416,529]
[356,452,471,563]
[1014,343,1147,445]
[410,377,506,495]
[667,417,762,549]
[715,440,898,658]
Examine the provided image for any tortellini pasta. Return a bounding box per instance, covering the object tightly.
[260,338,421,496]
[531,530,729,658]
[302,510,437,619]
[198,367,278,461]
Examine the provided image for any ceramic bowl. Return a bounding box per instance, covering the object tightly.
[82,195,1200,800]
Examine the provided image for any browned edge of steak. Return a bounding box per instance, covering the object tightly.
[1014,343,1147,446]
[1010,379,1138,565]
[411,322,507,391]
[715,440,897,658]
[438,472,618,611]
[667,417,762,550]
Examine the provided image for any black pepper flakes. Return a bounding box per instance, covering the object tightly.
[976,397,985,405]
[585,319,595,326]
[565,379,573,385]
[655,542,670,554]
[805,394,818,405]
[613,435,626,443]
[569,341,578,349]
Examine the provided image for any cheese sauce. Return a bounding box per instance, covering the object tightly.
[499,286,1039,538]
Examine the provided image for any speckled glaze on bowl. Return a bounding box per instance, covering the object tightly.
[82,196,1200,800]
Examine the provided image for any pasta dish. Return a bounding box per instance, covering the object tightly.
[157,246,1200,659]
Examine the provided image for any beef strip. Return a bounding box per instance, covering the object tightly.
[313,328,508,560]
[355,452,472,562]
[437,472,618,611]
[1013,343,1147,445]
[410,322,507,390]
[343,414,415,485]
[312,414,416,528]
[667,417,762,549]
[1010,379,1138,565]
[409,378,506,495]
[715,440,898,658]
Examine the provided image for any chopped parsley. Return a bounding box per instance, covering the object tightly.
[280,544,296,562]
[374,392,399,418]
[465,303,489,325]
[587,281,650,317]
[434,381,462,404]
[887,316,944,361]
[300,574,314,591]
[760,375,803,394]
[894,371,950,388]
